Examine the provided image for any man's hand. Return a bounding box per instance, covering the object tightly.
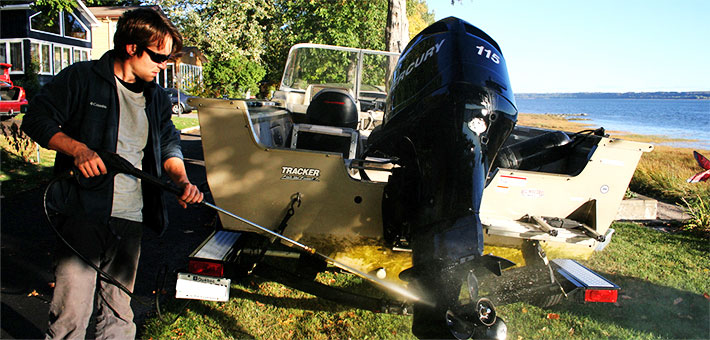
[176,181,203,208]
[48,132,107,178]
[164,157,203,208]
[73,147,107,178]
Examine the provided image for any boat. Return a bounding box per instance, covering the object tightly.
[183,17,652,339]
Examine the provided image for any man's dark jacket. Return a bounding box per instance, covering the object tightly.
[21,51,183,235]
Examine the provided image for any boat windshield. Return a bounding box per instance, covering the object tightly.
[280,44,400,101]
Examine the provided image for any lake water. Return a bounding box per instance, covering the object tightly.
[515,98,710,150]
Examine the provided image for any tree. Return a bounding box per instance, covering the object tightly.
[154,0,431,97]
[386,0,409,54]
[407,0,435,37]
[202,54,265,98]
[150,0,275,97]
[261,0,388,84]
[385,0,408,92]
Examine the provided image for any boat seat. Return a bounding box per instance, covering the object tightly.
[291,89,360,158]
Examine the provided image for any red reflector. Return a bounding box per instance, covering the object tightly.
[585,289,618,303]
[323,100,345,105]
[188,260,224,277]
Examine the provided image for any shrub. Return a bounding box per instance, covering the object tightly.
[201,54,266,99]
[679,195,710,234]
[1,122,38,162]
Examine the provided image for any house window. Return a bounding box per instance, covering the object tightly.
[9,42,23,72]
[30,42,52,74]
[30,12,61,35]
[0,41,25,72]
[63,12,88,40]
[73,49,89,63]
[53,46,71,74]
[29,11,90,42]
[62,47,71,70]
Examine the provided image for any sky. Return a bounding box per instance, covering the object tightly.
[426,0,710,93]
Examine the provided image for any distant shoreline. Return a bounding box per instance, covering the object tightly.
[517,91,709,100]
[517,113,709,151]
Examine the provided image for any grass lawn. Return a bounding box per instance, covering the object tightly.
[142,222,709,340]
[172,115,199,131]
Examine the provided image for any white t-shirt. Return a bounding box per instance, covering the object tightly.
[111,77,149,222]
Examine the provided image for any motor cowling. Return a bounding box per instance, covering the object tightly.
[367,17,517,339]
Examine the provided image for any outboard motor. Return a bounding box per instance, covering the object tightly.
[367,17,517,339]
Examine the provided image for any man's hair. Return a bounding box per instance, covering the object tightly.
[113,7,183,60]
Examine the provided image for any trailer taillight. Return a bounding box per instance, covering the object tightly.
[189,260,224,277]
[584,289,618,303]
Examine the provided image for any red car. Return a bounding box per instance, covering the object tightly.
[0,63,28,120]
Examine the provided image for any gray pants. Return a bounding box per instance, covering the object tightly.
[46,217,143,340]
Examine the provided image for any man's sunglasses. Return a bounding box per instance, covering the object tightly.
[142,47,171,64]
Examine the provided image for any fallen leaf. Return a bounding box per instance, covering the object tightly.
[27,290,39,297]
[703,293,709,299]
[678,313,693,320]
[621,295,632,300]
[547,313,560,320]
[183,230,194,234]
[521,307,528,313]
[568,327,575,336]
[673,297,683,305]
[48,282,55,288]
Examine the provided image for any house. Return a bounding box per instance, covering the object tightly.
[88,6,206,91]
[0,0,98,86]
[166,46,207,91]
[0,1,205,92]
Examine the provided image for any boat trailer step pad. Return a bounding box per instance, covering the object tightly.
[551,259,618,289]
[193,230,240,261]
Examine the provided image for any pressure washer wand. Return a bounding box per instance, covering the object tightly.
[96,151,428,304]
[96,151,315,253]
[200,201,315,254]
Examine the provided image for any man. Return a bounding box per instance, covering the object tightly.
[21,8,202,339]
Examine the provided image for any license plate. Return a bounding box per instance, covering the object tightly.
[176,272,230,302]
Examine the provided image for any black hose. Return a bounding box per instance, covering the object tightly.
[42,173,152,307]
[154,265,191,323]
[43,163,193,322]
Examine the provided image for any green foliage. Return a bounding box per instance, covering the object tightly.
[407,0,435,37]
[30,0,76,26]
[680,195,710,234]
[261,0,388,83]
[200,54,265,98]
[630,146,707,204]
[150,0,437,96]
[1,122,37,162]
[150,0,275,97]
[15,59,41,101]
[0,128,56,197]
